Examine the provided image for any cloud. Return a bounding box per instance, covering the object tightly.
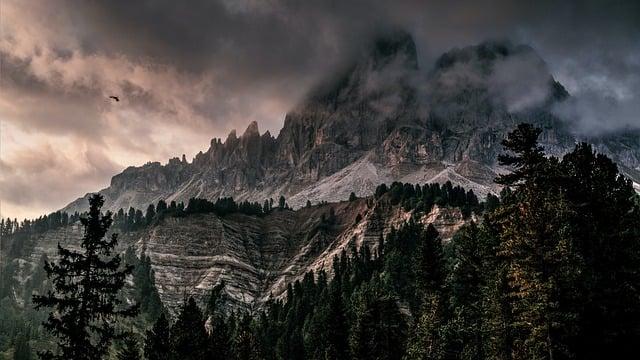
[551,48,640,135]
[488,49,554,112]
[0,139,121,219]
[1,0,639,218]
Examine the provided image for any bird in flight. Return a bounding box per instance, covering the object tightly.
[109,95,120,102]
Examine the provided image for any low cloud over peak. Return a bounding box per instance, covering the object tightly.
[1,0,638,218]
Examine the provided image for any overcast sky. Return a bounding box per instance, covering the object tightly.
[1,0,639,219]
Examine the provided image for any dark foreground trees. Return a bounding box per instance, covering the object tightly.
[32,194,138,360]
[465,123,640,359]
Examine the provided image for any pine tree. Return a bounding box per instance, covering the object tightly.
[13,332,32,360]
[133,254,163,320]
[33,194,138,360]
[145,204,156,225]
[117,335,141,360]
[413,224,445,301]
[230,314,261,360]
[405,294,447,360]
[207,282,230,359]
[349,280,406,360]
[495,123,546,187]
[446,222,490,360]
[406,224,448,360]
[492,124,583,359]
[560,142,640,358]
[144,313,171,360]
[170,297,208,360]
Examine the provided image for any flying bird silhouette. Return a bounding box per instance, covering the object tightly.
[109,96,120,102]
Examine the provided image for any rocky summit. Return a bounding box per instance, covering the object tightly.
[62,31,640,215]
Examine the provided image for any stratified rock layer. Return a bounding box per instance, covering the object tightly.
[11,198,473,313]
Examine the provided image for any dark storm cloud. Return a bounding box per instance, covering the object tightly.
[1,0,638,218]
[45,0,640,130]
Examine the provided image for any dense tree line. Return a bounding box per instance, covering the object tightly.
[374,180,493,217]
[1,212,81,259]
[111,195,290,233]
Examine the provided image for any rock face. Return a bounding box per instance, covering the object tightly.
[63,32,640,215]
[11,198,474,313]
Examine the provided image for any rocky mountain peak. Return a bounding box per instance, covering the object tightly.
[370,29,418,69]
[61,32,640,216]
[434,40,525,70]
[242,121,260,138]
[306,30,418,107]
[225,129,238,144]
[428,39,570,120]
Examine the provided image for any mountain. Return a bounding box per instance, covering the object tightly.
[62,31,640,214]
[14,195,474,313]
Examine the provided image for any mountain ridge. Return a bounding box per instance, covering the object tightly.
[62,32,640,215]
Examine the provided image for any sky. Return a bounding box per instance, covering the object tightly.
[1,0,639,219]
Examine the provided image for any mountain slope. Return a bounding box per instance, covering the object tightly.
[15,197,474,312]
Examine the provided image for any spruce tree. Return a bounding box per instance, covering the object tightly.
[117,335,141,360]
[560,142,640,358]
[170,297,208,360]
[495,123,546,187]
[144,313,171,360]
[492,124,583,359]
[230,314,261,360]
[446,222,491,360]
[145,204,156,225]
[206,282,230,359]
[406,224,448,360]
[349,279,406,360]
[33,194,138,360]
[13,332,32,360]
[405,294,447,360]
[413,224,445,301]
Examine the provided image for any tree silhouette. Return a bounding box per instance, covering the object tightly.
[33,194,138,360]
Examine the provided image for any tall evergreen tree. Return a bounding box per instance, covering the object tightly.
[170,297,208,360]
[446,222,494,360]
[495,123,546,187]
[144,313,171,360]
[230,314,261,360]
[560,142,640,358]
[13,332,31,360]
[206,282,230,359]
[406,224,448,360]
[349,279,406,360]
[413,224,445,301]
[405,294,447,360]
[117,335,141,360]
[33,194,138,360]
[145,204,156,225]
[492,124,584,359]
